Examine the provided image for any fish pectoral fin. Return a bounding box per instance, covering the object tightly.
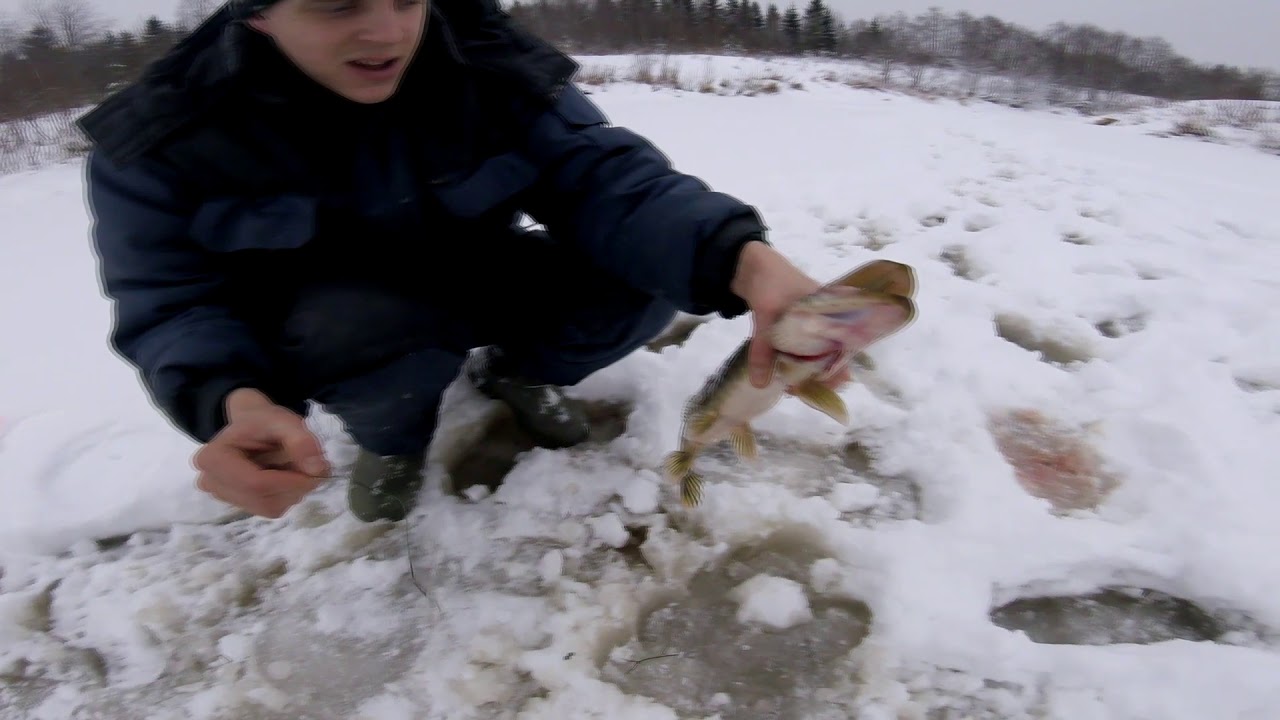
[665,449,706,507]
[680,472,705,507]
[730,424,758,460]
[791,379,849,425]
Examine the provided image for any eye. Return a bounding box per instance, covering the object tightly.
[315,0,356,13]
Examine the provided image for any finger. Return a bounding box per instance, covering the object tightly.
[197,464,315,519]
[249,446,292,470]
[196,441,324,501]
[214,410,329,477]
[273,421,330,477]
[214,484,301,519]
[239,478,311,519]
[747,333,775,388]
[195,467,259,512]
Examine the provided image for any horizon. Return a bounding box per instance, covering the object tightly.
[0,0,1275,73]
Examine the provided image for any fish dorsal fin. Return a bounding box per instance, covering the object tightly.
[827,259,917,299]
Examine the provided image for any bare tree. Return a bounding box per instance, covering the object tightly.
[0,12,20,57]
[24,0,102,48]
[177,0,220,31]
[1265,72,1280,101]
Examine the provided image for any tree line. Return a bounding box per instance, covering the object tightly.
[0,0,1275,125]
[508,0,1276,101]
[0,0,210,123]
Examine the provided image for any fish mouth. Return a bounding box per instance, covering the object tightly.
[778,348,840,363]
[819,308,872,323]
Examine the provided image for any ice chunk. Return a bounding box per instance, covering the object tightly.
[730,574,814,630]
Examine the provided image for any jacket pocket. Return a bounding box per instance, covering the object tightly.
[188,194,317,252]
[431,152,539,219]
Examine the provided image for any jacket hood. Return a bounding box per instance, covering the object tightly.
[77,0,577,165]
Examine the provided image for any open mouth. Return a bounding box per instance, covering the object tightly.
[779,348,840,363]
[347,58,399,73]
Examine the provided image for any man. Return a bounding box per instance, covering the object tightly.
[79,0,838,523]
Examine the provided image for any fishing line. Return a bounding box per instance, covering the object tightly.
[626,652,682,673]
[348,479,442,614]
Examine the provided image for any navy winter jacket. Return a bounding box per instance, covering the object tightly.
[78,0,768,443]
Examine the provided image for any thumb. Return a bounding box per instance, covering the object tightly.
[747,331,775,388]
[271,414,329,477]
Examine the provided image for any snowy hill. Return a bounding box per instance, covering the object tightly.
[2,55,1279,719]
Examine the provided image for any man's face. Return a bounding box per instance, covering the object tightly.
[247,0,428,104]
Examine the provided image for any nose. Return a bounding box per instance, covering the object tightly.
[356,1,407,44]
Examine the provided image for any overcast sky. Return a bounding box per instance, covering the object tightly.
[0,0,1275,70]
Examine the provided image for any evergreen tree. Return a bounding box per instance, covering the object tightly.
[802,0,835,53]
[782,5,800,52]
[20,25,57,58]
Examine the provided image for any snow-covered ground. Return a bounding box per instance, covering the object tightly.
[3,55,1280,719]
[574,53,1280,156]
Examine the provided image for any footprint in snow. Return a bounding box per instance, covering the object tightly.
[857,220,895,249]
[1215,219,1255,239]
[993,313,1095,367]
[964,212,998,232]
[1234,377,1278,394]
[1094,313,1148,338]
[993,165,1022,181]
[918,210,948,228]
[990,587,1271,647]
[937,244,982,281]
[1078,203,1123,226]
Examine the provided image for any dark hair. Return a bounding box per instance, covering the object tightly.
[232,0,285,17]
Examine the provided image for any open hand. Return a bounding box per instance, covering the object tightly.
[193,388,330,519]
[729,241,853,390]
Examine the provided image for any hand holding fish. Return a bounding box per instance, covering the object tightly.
[729,241,853,392]
[665,254,919,506]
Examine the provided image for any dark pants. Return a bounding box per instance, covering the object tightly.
[275,229,677,456]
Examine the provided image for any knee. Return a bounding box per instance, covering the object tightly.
[627,299,679,349]
[314,349,464,455]
[530,297,678,386]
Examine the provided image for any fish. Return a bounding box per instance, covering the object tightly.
[663,259,918,507]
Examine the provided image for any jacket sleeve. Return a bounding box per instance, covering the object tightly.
[517,86,769,319]
[85,150,288,443]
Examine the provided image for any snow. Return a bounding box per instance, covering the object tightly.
[830,481,880,512]
[731,574,814,629]
[2,54,1280,719]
